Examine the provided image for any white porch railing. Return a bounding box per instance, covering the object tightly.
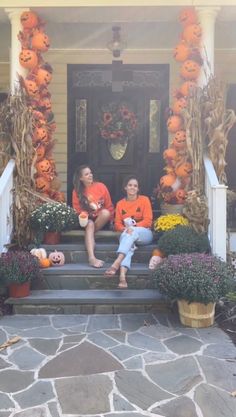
[0,159,15,253]
[204,155,227,261]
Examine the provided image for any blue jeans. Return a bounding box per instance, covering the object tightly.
[117,227,153,270]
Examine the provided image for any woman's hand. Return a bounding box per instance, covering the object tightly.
[125,227,134,234]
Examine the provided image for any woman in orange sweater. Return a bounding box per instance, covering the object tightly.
[72,165,114,268]
[105,175,153,288]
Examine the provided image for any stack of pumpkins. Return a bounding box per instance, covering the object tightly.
[159,8,203,207]
[18,10,64,202]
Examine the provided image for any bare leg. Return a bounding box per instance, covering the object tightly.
[104,253,125,276]
[118,266,128,288]
[85,209,111,268]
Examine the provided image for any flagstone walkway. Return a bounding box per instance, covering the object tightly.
[0,312,236,417]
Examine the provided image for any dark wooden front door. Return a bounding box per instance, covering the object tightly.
[67,64,169,205]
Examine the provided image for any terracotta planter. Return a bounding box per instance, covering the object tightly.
[43,231,61,245]
[9,281,30,298]
[177,299,216,328]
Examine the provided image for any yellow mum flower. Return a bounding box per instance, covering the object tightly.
[154,214,189,232]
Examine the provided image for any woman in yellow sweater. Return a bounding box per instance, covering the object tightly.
[105,176,153,288]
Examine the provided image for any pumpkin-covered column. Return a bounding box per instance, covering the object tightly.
[5,8,28,92]
[196,7,220,85]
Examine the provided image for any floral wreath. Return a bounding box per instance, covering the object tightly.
[98,102,138,143]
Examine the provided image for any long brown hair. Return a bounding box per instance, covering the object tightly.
[73,165,93,213]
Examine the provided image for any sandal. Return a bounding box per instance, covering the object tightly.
[118,280,128,289]
[104,266,118,277]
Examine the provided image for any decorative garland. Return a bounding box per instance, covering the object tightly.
[158,7,203,206]
[18,10,64,202]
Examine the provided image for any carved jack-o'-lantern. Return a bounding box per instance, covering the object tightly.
[180,60,200,80]
[179,8,198,27]
[33,126,48,144]
[36,159,53,177]
[48,250,65,266]
[175,162,193,177]
[32,32,50,52]
[172,130,187,149]
[35,68,52,86]
[19,49,38,69]
[36,144,46,161]
[160,174,177,190]
[172,97,187,115]
[179,81,196,97]
[35,176,51,193]
[182,24,202,46]
[20,11,38,29]
[163,148,177,163]
[175,189,187,204]
[24,79,39,97]
[173,42,190,62]
[167,115,183,133]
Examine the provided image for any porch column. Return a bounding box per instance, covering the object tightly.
[5,8,28,93]
[197,7,220,86]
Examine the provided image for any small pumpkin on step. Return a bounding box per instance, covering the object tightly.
[49,250,65,266]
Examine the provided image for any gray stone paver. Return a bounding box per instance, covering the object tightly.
[0,313,235,417]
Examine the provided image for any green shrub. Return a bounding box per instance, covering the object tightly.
[157,225,210,256]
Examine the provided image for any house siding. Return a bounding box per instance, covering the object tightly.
[1,49,236,199]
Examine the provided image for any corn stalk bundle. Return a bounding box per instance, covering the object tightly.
[202,76,236,184]
[0,98,12,175]
[0,87,37,248]
[182,86,204,194]
[183,190,209,234]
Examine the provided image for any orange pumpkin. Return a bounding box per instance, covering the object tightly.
[163,148,177,163]
[180,60,200,80]
[19,49,38,69]
[175,189,187,204]
[49,250,65,266]
[152,249,164,258]
[167,115,183,133]
[182,24,202,46]
[20,11,38,29]
[35,176,51,193]
[35,68,52,86]
[36,144,46,161]
[173,42,190,62]
[32,32,50,52]
[24,79,39,97]
[40,258,51,268]
[179,81,196,97]
[172,130,187,149]
[175,162,193,177]
[33,126,48,144]
[160,174,177,189]
[179,8,198,27]
[172,97,187,115]
[36,159,53,178]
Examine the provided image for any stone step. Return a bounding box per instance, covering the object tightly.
[43,243,156,263]
[34,263,153,290]
[6,289,170,315]
[61,230,121,243]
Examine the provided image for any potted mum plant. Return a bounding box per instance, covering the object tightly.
[30,202,79,244]
[152,252,235,328]
[0,250,41,298]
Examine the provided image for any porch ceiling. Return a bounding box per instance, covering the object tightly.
[0,5,236,61]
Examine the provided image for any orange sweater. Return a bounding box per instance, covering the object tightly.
[114,195,153,231]
[72,182,114,219]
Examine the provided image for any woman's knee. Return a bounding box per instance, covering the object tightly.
[99,208,111,220]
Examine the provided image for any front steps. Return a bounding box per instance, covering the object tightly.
[6,230,168,314]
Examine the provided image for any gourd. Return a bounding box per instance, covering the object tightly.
[40,258,51,268]
[30,247,47,260]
